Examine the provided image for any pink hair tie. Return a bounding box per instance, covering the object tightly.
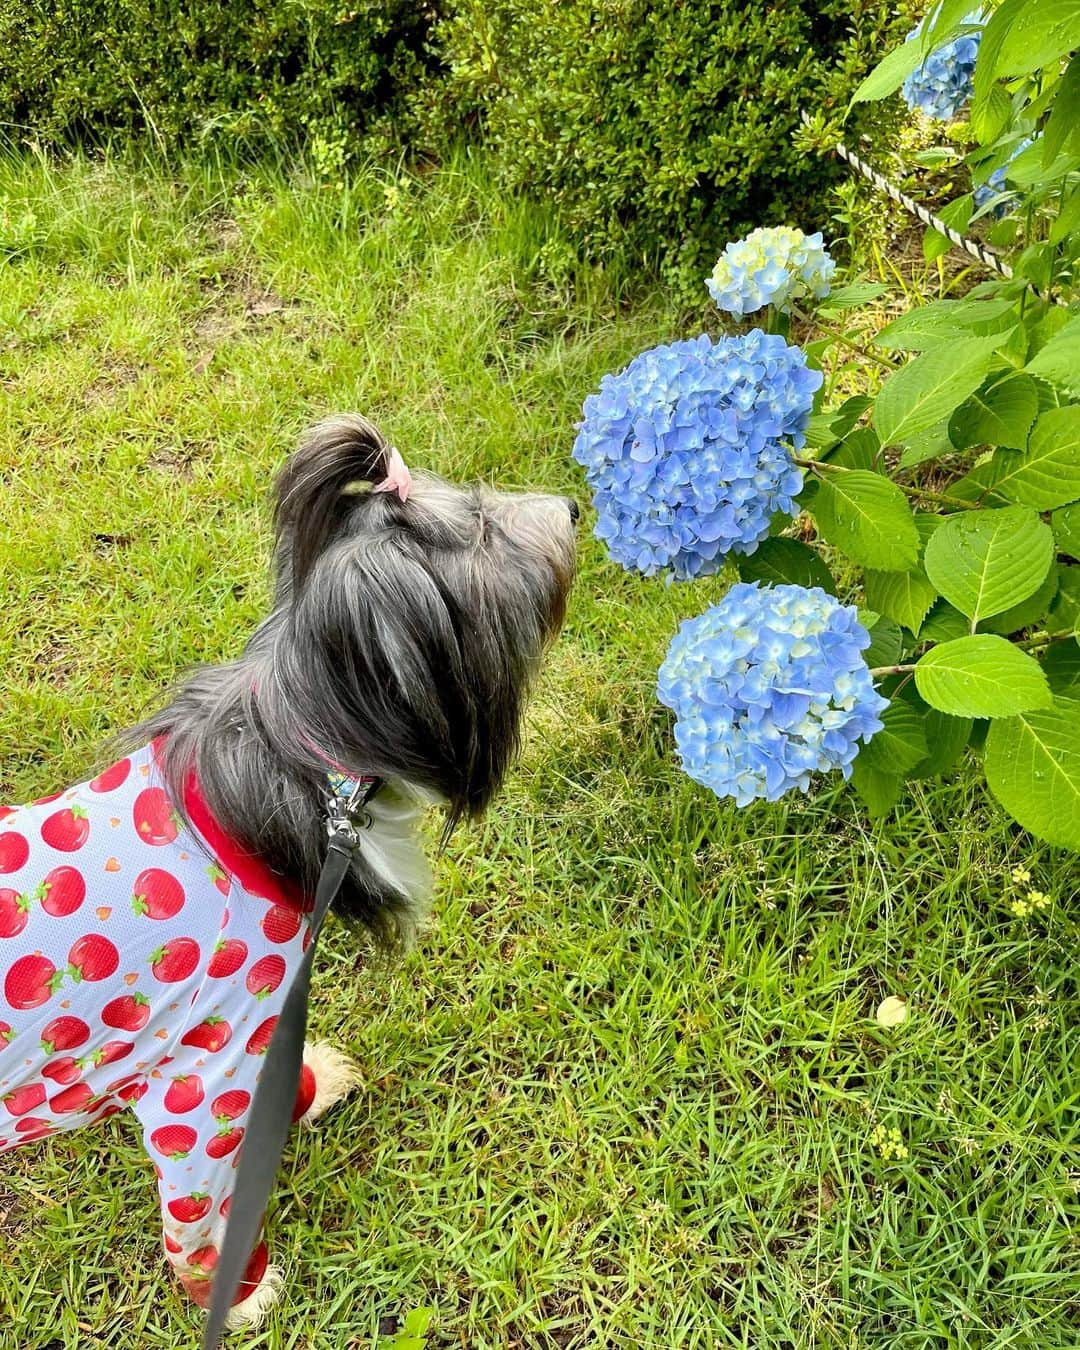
[371,445,412,502]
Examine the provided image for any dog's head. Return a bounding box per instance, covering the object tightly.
[267,414,577,827]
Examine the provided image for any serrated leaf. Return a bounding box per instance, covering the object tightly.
[985,702,1080,849]
[979,563,1059,635]
[850,757,903,817]
[812,471,919,570]
[858,700,929,774]
[988,405,1080,509]
[851,38,939,104]
[1042,642,1080,699]
[1050,184,1080,244]
[920,598,971,642]
[875,297,1016,352]
[923,226,951,263]
[818,283,887,312]
[873,332,1009,448]
[1025,315,1080,396]
[737,537,836,593]
[826,426,880,471]
[923,506,1054,622]
[915,635,1052,717]
[860,612,904,668]
[864,566,938,635]
[1053,502,1080,557]
[1048,564,1080,634]
[1044,54,1080,164]
[995,0,1080,79]
[899,421,954,469]
[947,373,1038,451]
[972,0,1027,134]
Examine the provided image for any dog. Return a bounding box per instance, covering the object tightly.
[0,414,577,1326]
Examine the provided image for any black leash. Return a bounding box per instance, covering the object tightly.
[202,776,381,1349]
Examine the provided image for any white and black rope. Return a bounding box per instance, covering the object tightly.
[802,111,1014,280]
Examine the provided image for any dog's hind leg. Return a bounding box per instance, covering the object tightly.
[293,1040,362,1125]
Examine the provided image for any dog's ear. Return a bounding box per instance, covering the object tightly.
[273,414,392,590]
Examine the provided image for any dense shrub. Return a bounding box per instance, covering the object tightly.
[414,0,906,279]
[0,0,437,161]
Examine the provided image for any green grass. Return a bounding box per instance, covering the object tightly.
[1,147,1079,1350]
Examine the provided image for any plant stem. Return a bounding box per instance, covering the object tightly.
[790,305,897,371]
[793,456,979,510]
[1017,628,1077,649]
[869,663,917,677]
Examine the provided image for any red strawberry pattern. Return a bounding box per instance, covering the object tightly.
[37,865,87,917]
[90,758,131,793]
[40,806,91,853]
[0,888,30,939]
[0,740,317,1312]
[0,831,30,873]
[40,1015,91,1054]
[68,935,120,983]
[102,991,151,1031]
[131,867,185,920]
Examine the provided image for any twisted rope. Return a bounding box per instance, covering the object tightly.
[804,112,1013,280]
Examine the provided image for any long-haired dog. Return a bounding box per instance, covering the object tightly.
[0,415,577,1324]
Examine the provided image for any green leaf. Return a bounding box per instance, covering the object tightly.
[860,612,904,668]
[972,0,1028,136]
[947,373,1038,451]
[737,537,836,593]
[899,421,954,469]
[937,192,974,235]
[858,700,929,774]
[1050,183,1080,244]
[1025,315,1080,396]
[994,1,1080,78]
[1048,564,1080,634]
[402,1308,435,1336]
[817,283,887,312]
[914,635,1052,718]
[875,297,1016,351]
[850,757,903,817]
[1044,53,1080,164]
[979,563,1059,635]
[1042,641,1080,699]
[812,471,919,570]
[988,405,1080,510]
[923,506,1054,622]
[920,599,971,642]
[873,332,1009,448]
[864,566,939,635]
[851,38,939,104]
[825,426,880,471]
[1053,502,1080,557]
[985,702,1080,849]
[897,686,972,778]
[923,226,951,263]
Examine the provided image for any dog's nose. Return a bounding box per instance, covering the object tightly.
[565,498,580,524]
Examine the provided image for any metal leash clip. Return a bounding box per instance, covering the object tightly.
[325,774,379,849]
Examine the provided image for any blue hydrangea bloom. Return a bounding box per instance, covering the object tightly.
[707,227,835,317]
[572,332,822,580]
[657,583,888,806]
[973,138,1032,215]
[901,12,983,122]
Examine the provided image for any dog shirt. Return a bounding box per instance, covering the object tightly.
[0,740,313,1305]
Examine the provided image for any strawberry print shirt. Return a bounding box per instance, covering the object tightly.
[0,741,312,1304]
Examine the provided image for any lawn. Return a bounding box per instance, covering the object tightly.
[1,149,1078,1349]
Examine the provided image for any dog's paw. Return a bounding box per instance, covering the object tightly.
[297,1040,362,1124]
[224,1263,284,1330]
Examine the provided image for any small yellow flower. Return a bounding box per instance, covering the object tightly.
[1009,898,1030,918]
[1011,866,1031,884]
[1027,890,1050,910]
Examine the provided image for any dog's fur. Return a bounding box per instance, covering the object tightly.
[128,414,576,1317]
[129,414,577,943]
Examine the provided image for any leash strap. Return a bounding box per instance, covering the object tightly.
[201,778,380,1349]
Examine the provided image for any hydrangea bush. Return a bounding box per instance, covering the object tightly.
[900,11,982,121]
[706,227,836,317]
[657,584,887,805]
[572,0,1080,852]
[572,332,821,579]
